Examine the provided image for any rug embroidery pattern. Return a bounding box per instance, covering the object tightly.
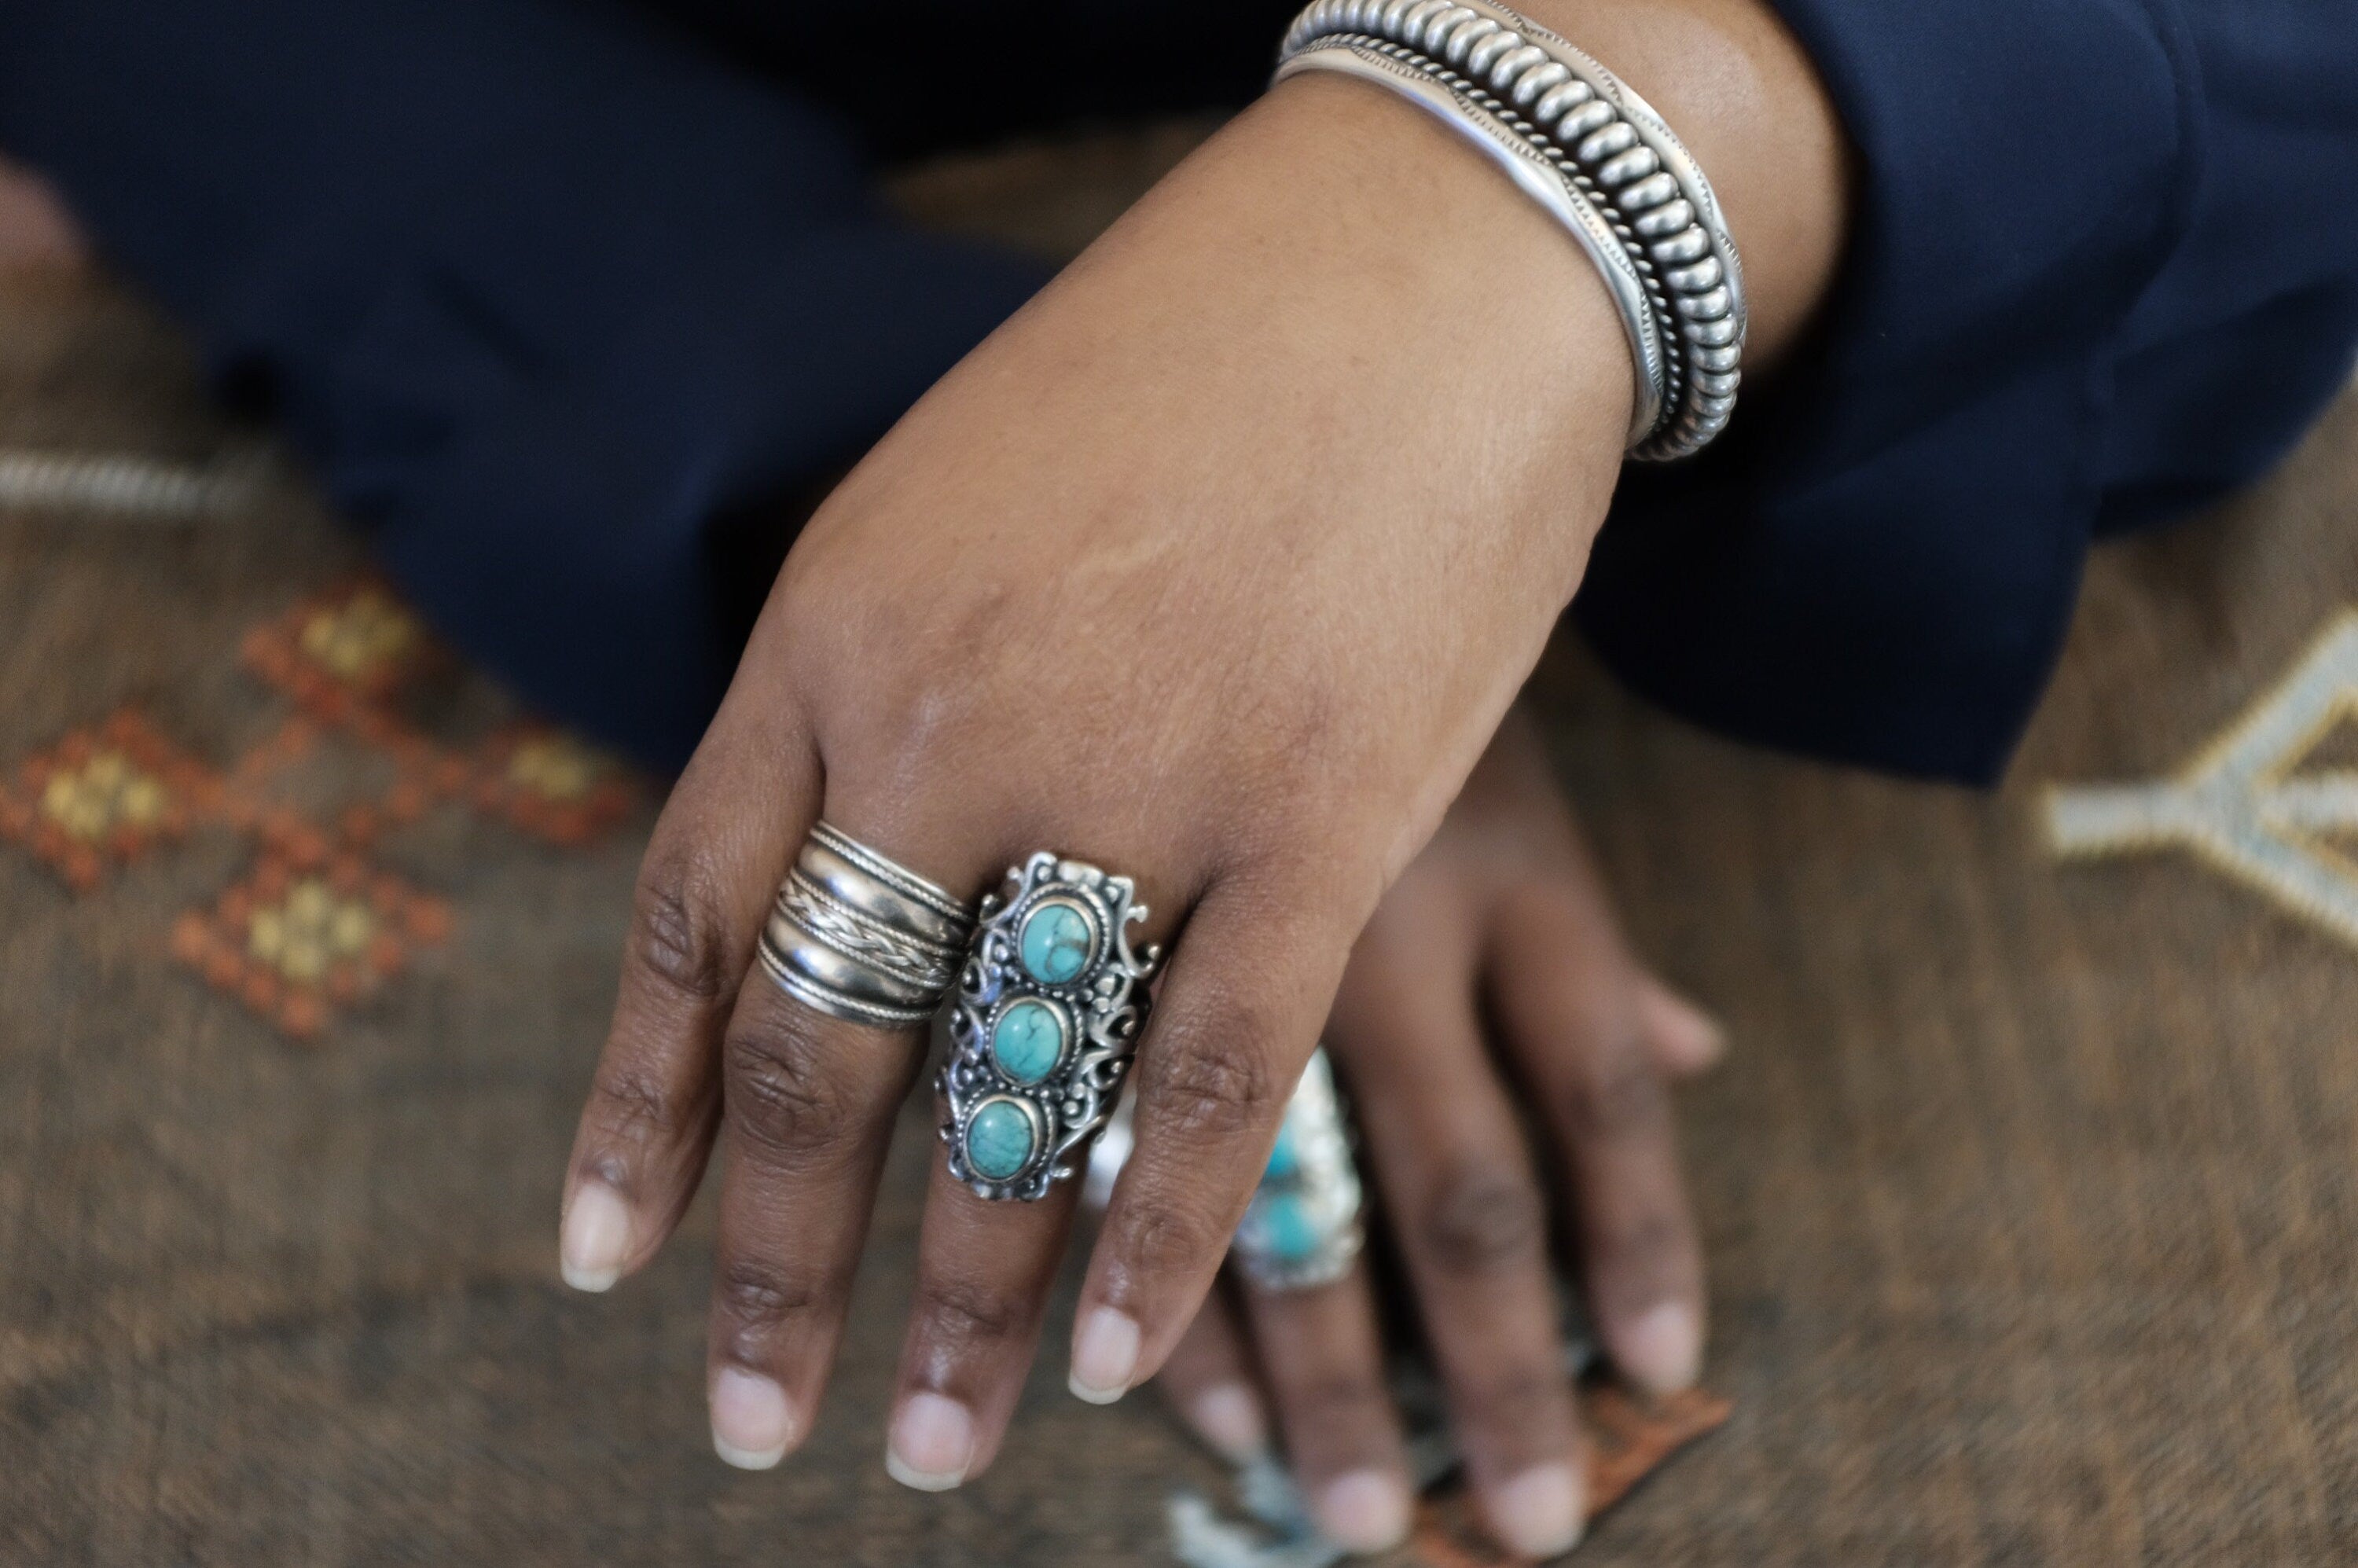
[0,578,641,1041]
[2047,608,2358,949]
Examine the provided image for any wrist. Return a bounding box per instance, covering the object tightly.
[1214,71,1638,573]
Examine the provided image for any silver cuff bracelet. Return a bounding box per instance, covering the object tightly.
[1276,0,1746,461]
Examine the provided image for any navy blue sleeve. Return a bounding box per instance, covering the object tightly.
[1575,0,2358,782]
[0,0,1049,766]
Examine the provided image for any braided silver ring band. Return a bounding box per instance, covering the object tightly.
[1232,1048,1366,1291]
[941,853,1162,1201]
[1277,0,1745,460]
[757,822,976,1029]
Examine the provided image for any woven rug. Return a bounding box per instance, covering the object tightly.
[4,150,2357,1563]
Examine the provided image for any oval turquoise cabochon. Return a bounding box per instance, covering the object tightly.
[966,1098,1038,1181]
[1018,900,1095,986]
[991,998,1067,1085]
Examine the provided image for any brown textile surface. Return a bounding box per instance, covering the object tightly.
[5,148,2358,1563]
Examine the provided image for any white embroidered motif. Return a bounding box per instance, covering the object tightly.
[0,448,265,520]
[2046,609,2358,949]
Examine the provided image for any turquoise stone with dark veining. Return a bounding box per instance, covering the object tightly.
[1262,1193,1321,1261]
[991,999,1066,1085]
[1019,901,1094,986]
[966,1099,1038,1181]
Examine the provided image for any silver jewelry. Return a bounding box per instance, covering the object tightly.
[1232,1048,1365,1291]
[1276,0,1744,461]
[757,821,976,1029]
[941,852,1162,1200]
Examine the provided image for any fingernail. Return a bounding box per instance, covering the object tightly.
[1620,1301,1702,1394]
[886,1392,975,1492]
[559,1181,632,1293]
[1068,1307,1141,1405]
[1317,1469,1412,1554]
[1488,1461,1585,1559]
[710,1367,796,1471]
[1188,1383,1269,1463]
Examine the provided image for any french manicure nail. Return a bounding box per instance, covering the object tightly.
[1317,1469,1411,1554]
[1188,1383,1269,1463]
[1068,1307,1141,1405]
[1621,1301,1702,1394]
[886,1392,976,1492]
[1489,1461,1585,1559]
[559,1181,632,1293]
[710,1367,797,1471]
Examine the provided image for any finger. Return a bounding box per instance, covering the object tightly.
[560,696,820,1294]
[704,791,1016,1473]
[1335,894,1589,1561]
[1488,882,1707,1399]
[885,1161,1082,1489]
[887,846,1240,1485]
[1636,971,1726,1078]
[705,950,941,1470]
[1240,1268,1414,1555]
[1075,877,1346,1405]
[1155,1280,1273,1464]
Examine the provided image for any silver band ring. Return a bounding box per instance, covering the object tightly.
[940,851,1162,1201]
[758,822,976,1029]
[1232,1048,1365,1291]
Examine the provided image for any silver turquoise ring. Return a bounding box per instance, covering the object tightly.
[1232,1048,1364,1291]
[940,852,1162,1201]
[757,821,977,1030]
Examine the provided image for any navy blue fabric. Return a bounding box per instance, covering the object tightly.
[0,0,1053,764]
[4,0,2355,778]
[1579,0,2358,780]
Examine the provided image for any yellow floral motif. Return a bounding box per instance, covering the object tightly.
[297,589,417,681]
[247,878,376,984]
[39,750,168,841]
[507,735,601,802]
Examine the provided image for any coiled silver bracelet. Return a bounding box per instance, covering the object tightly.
[1276,0,1745,461]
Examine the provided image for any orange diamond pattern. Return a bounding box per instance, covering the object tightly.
[0,711,217,890]
[5,578,645,1041]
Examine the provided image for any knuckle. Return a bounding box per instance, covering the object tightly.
[589,1062,690,1141]
[912,1276,1030,1351]
[1457,1363,1570,1438]
[1109,1196,1225,1287]
[1137,1037,1279,1145]
[1593,1206,1691,1287]
[630,845,741,1004]
[1416,1160,1548,1276]
[1560,1028,1666,1144]
[1282,1370,1393,1430]
[723,1012,858,1162]
[717,1257,818,1331]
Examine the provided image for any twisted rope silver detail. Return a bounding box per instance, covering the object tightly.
[1279,1,1744,459]
[775,872,964,993]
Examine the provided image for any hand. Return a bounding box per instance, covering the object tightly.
[557,0,1839,1518]
[0,154,85,270]
[1155,707,1721,1556]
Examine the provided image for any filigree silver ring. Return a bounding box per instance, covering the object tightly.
[941,852,1162,1201]
[1232,1048,1365,1291]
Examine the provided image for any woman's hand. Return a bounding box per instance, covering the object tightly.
[557,0,1839,1517]
[1155,707,1721,1556]
[561,68,1635,1482]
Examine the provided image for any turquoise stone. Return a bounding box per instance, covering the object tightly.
[1262,1194,1321,1261]
[1263,1124,1301,1181]
[991,1000,1067,1085]
[966,1099,1038,1181]
[1019,901,1094,986]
